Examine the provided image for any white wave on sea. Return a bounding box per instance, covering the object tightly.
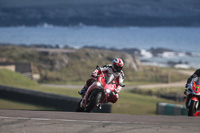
[138,49,200,69]
[140,49,153,58]
[158,51,186,58]
[138,49,188,58]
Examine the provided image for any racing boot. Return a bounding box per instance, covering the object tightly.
[78,87,87,95]
[80,99,85,108]
[97,103,102,109]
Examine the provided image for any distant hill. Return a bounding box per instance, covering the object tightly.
[0,45,188,83]
[0,45,142,83]
[0,0,200,27]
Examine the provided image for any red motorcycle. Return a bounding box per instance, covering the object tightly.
[184,77,200,116]
[76,66,125,112]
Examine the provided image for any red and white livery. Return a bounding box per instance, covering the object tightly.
[76,58,125,112]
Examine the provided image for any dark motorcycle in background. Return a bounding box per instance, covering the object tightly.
[184,77,200,116]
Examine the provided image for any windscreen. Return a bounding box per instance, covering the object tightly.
[193,77,200,85]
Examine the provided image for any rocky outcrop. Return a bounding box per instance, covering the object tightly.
[123,54,141,71]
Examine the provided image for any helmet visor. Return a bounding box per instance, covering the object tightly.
[114,64,123,72]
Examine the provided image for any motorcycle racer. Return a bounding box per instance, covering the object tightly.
[78,58,125,103]
[184,68,200,108]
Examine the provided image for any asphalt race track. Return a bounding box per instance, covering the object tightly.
[0,109,200,133]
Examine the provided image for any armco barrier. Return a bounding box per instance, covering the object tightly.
[0,85,111,113]
[157,102,187,115]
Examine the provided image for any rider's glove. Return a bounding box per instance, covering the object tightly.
[91,74,97,78]
[184,89,187,95]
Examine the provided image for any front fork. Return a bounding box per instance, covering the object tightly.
[186,96,199,110]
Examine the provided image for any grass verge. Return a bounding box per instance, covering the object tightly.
[112,90,180,115]
[0,98,55,110]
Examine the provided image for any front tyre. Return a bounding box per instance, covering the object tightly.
[85,90,102,112]
[188,100,197,116]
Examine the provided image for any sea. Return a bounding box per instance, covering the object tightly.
[0,24,200,68]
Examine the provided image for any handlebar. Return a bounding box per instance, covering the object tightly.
[96,65,102,73]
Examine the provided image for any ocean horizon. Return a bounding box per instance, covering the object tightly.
[0,25,200,68]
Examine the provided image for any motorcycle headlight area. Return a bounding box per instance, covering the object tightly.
[96,82,103,88]
[105,89,111,94]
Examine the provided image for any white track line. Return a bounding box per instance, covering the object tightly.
[0,116,143,124]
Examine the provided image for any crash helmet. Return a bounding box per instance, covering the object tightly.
[112,58,124,72]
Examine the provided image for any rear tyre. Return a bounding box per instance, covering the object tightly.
[188,100,197,116]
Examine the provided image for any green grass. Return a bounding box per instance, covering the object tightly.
[112,90,179,115]
[0,69,38,88]
[29,86,80,97]
[130,87,185,96]
[0,98,55,110]
[0,69,80,96]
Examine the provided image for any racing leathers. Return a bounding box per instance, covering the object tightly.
[79,65,125,103]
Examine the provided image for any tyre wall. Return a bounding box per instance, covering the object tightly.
[157,102,187,115]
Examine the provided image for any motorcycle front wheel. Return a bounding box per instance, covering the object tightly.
[85,90,102,112]
[188,100,198,116]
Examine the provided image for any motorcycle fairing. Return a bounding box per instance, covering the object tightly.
[82,73,116,108]
[191,96,199,101]
[192,78,200,93]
